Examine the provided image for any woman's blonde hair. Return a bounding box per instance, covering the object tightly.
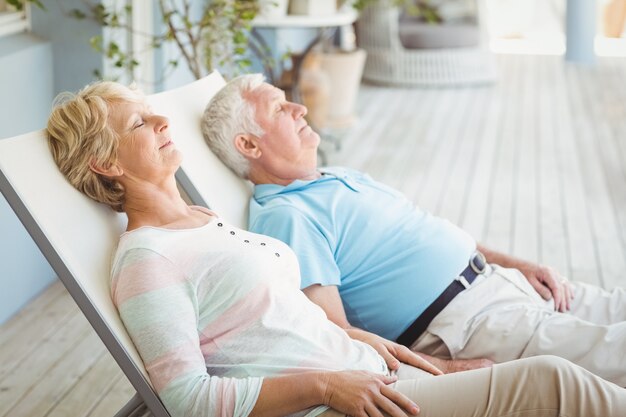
[47,81,144,212]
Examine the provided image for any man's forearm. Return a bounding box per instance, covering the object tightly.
[477,244,529,269]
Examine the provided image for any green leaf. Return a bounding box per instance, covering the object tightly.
[89,35,103,52]
[69,9,86,19]
[6,0,24,11]
[238,59,252,68]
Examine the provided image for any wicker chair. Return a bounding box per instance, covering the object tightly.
[356,0,496,87]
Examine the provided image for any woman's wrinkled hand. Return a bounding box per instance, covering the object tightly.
[321,370,420,417]
[346,328,443,375]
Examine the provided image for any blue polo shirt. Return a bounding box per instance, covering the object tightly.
[249,167,476,341]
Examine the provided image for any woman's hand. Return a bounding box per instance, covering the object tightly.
[321,370,420,417]
[346,328,443,375]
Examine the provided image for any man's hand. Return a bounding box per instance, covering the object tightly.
[321,370,420,417]
[516,262,574,312]
[416,352,494,374]
[346,328,443,375]
[477,244,574,312]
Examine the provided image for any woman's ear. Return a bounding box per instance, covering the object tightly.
[234,133,261,159]
[89,159,123,178]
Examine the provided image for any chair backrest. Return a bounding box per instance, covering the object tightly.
[0,71,241,417]
[147,71,253,228]
[0,131,170,416]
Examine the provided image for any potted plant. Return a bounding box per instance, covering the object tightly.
[72,0,262,82]
[16,0,265,83]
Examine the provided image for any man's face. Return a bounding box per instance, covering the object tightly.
[245,83,320,181]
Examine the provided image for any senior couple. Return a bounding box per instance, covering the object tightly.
[46,76,626,417]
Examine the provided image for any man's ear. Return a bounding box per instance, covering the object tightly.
[234,133,262,159]
[89,159,123,178]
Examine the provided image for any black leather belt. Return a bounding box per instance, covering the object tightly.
[396,251,487,347]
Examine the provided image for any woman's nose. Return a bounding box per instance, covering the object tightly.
[155,115,169,132]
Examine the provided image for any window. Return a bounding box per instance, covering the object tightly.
[0,1,29,38]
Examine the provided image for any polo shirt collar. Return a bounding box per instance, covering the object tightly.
[254,168,360,201]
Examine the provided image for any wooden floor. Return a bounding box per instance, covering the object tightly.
[2,54,626,416]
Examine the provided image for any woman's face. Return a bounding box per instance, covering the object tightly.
[108,100,181,184]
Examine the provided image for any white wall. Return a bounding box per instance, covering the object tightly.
[0,0,104,324]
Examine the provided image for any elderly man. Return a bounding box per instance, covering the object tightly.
[202,74,626,385]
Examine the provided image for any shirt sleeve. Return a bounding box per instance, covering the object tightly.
[111,248,263,417]
[249,204,341,289]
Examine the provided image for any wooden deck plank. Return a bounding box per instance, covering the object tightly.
[46,351,129,417]
[604,59,626,252]
[393,87,447,200]
[0,280,64,349]
[482,54,521,253]
[362,88,424,184]
[395,89,442,197]
[413,88,473,215]
[0,311,95,416]
[535,57,570,275]
[0,282,78,380]
[556,64,604,285]
[436,87,488,225]
[372,88,436,191]
[458,61,505,241]
[604,59,626,251]
[401,88,464,210]
[87,372,136,417]
[571,60,626,288]
[335,87,407,172]
[3,328,106,417]
[511,55,539,262]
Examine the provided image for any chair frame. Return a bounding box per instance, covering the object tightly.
[0,131,171,417]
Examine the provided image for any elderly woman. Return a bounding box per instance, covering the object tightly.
[46,81,625,417]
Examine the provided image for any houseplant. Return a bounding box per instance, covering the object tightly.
[12,0,266,82]
[66,0,262,81]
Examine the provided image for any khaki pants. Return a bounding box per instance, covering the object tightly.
[319,356,626,417]
[412,265,626,386]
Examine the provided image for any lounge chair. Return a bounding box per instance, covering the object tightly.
[146,71,252,229]
[0,70,235,417]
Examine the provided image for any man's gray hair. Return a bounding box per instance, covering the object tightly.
[201,73,266,179]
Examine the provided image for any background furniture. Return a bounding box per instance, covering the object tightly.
[356,0,496,86]
[250,8,358,101]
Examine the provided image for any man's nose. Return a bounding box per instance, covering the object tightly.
[291,102,307,118]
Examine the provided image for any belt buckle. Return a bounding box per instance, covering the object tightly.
[456,275,471,289]
[470,251,487,275]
